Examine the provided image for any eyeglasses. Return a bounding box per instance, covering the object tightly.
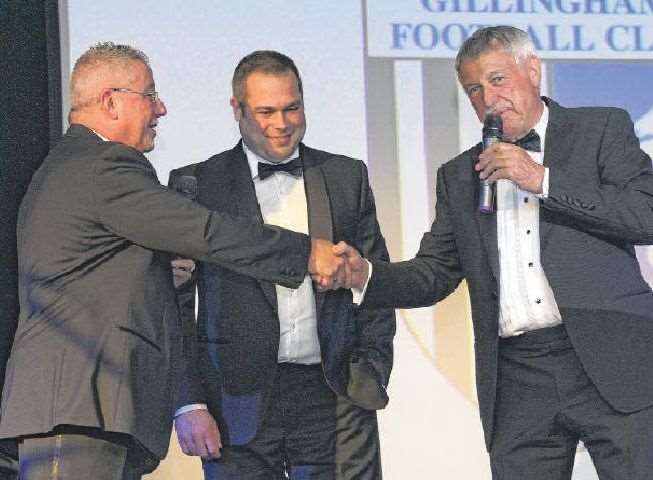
[111,88,160,104]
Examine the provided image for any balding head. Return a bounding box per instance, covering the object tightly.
[70,42,150,116]
[69,42,167,152]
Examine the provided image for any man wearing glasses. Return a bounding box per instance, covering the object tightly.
[0,43,345,479]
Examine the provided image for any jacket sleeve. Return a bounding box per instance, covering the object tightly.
[92,144,310,287]
[363,166,464,309]
[167,167,205,407]
[545,108,653,245]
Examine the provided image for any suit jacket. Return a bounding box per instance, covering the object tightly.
[363,98,653,449]
[0,125,311,458]
[169,142,395,446]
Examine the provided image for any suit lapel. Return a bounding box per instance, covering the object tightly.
[540,98,574,248]
[478,205,500,283]
[301,145,333,314]
[206,143,277,307]
[469,145,500,283]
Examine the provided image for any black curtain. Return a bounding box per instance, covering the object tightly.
[0,0,62,391]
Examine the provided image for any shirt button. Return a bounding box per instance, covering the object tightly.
[535,298,542,304]
[528,262,534,267]
[526,229,531,235]
[524,197,529,203]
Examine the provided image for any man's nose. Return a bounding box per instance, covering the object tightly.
[482,85,498,111]
[272,111,290,129]
[155,98,167,117]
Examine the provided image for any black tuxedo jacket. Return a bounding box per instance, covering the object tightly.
[169,142,395,446]
[0,125,310,458]
[363,98,653,449]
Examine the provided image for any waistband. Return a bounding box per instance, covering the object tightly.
[499,324,568,346]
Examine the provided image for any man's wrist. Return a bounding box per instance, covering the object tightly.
[175,403,208,417]
[351,260,373,305]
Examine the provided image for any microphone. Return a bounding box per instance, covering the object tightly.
[174,175,198,201]
[479,113,503,214]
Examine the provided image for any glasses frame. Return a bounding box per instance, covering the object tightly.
[111,87,160,104]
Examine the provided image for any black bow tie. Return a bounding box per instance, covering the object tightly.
[257,158,303,180]
[508,129,541,152]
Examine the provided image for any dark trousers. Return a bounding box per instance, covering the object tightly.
[203,363,382,480]
[0,439,18,480]
[490,325,653,480]
[18,427,159,480]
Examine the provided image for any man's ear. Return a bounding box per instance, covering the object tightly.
[230,97,242,122]
[526,55,542,89]
[101,89,120,120]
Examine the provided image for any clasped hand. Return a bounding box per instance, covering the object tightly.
[308,239,368,291]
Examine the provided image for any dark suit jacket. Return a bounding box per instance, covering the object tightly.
[169,142,395,446]
[363,98,653,449]
[0,125,311,458]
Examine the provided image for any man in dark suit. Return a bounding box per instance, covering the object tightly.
[169,51,394,479]
[0,42,344,480]
[340,26,653,479]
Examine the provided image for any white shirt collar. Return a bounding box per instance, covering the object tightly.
[89,127,109,142]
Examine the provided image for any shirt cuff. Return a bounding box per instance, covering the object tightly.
[351,260,373,306]
[539,167,550,198]
[175,403,208,417]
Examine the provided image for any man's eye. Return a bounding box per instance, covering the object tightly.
[490,76,505,85]
[467,86,481,96]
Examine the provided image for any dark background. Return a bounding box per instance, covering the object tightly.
[0,0,62,390]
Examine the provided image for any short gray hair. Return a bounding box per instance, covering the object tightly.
[70,42,150,112]
[455,26,535,73]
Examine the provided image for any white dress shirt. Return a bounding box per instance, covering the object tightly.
[243,143,322,364]
[497,104,562,337]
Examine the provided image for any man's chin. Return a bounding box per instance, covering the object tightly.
[141,142,155,153]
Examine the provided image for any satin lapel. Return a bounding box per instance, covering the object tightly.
[469,145,500,283]
[220,145,277,307]
[301,146,333,315]
[540,98,574,249]
[477,197,500,283]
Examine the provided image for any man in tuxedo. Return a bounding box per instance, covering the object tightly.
[340,26,653,479]
[169,50,394,479]
[0,42,344,480]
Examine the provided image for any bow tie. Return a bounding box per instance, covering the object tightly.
[508,129,541,152]
[257,158,303,180]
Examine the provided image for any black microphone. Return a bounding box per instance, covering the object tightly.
[479,113,503,214]
[174,175,198,201]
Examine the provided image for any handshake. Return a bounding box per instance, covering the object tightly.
[308,239,369,291]
[172,239,369,291]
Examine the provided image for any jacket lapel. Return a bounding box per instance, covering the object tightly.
[301,145,333,314]
[470,145,500,283]
[540,97,574,248]
[209,143,277,307]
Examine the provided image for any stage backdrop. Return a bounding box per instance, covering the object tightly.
[60,1,653,478]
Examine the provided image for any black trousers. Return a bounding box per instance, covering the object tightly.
[490,325,653,480]
[18,426,159,480]
[203,363,382,480]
